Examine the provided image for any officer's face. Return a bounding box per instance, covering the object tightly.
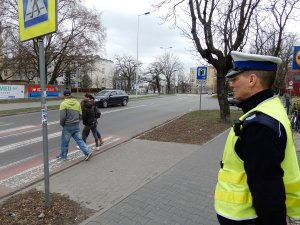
[229,72,253,101]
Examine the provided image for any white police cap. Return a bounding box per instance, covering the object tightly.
[226,51,282,78]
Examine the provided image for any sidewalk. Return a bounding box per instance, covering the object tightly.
[33,130,300,225]
[79,133,227,225]
[34,129,300,225]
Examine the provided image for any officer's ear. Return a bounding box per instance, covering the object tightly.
[248,73,258,87]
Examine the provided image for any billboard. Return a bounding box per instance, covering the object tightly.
[28,85,59,97]
[0,85,25,99]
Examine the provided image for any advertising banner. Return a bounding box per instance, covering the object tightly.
[28,85,59,97]
[0,85,25,99]
[292,46,300,70]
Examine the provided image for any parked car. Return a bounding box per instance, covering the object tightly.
[227,91,239,106]
[228,91,234,97]
[94,90,129,108]
[228,97,240,106]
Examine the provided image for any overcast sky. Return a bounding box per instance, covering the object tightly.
[84,0,200,75]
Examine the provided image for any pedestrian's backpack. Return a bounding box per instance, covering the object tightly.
[94,106,101,119]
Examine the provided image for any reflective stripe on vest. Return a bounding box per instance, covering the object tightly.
[214,97,300,220]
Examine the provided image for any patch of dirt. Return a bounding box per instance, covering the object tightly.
[0,189,95,225]
[138,110,241,145]
[0,110,241,225]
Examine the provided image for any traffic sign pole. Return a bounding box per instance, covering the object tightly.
[18,0,58,209]
[199,82,202,110]
[38,37,50,208]
[196,66,208,110]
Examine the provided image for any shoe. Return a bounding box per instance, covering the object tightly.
[56,155,67,161]
[93,146,101,151]
[99,137,104,146]
[84,152,92,161]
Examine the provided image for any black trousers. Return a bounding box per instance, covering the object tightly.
[217,214,257,225]
[82,124,99,147]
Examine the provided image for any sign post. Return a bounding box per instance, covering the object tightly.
[76,67,80,97]
[196,66,208,110]
[18,0,57,208]
[38,37,50,208]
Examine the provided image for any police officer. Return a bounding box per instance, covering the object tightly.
[214,51,300,225]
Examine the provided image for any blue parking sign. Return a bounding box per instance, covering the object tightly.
[197,66,207,80]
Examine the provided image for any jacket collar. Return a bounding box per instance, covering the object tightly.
[237,89,274,113]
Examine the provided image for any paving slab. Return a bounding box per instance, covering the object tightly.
[36,139,200,211]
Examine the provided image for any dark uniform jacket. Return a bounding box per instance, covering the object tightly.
[226,89,287,225]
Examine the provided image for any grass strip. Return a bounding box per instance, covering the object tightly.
[0,105,59,117]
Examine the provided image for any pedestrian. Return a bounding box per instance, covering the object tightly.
[214,51,300,225]
[81,99,100,150]
[84,93,104,146]
[57,89,92,161]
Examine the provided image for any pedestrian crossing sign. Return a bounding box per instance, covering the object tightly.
[18,0,57,42]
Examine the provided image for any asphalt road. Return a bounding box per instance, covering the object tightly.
[0,94,220,198]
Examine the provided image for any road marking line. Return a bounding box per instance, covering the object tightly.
[0,136,115,170]
[0,123,13,127]
[0,137,122,188]
[0,125,37,135]
[102,105,146,114]
[0,132,61,154]
[47,121,60,125]
[0,128,42,139]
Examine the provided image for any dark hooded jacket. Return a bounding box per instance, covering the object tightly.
[82,101,96,126]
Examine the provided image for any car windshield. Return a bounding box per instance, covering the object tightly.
[95,91,111,97]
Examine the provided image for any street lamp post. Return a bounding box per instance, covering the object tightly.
[160,46,173,53]
[136,11,150,98]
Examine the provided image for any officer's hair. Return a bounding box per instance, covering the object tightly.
[249,70,276,88]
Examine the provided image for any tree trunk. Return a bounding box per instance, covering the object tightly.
[216,72,231,122]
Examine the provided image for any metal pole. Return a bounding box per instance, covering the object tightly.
[199,81,202,110]
[136,12,150,98]
[38,37,50,208]
[135,15,140,99]
[76,67,80,97]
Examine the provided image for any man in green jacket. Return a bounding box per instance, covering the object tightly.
[57,89,92,161]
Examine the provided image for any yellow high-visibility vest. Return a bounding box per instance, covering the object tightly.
[215,97,300,220]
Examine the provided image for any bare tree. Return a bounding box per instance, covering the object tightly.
[114,55,140,93]
[251,19,297,94]
[152,0,300,121]
[81,72,92,89]
[177,74,191,93]
[159,52,184,94]
[146,61,165,94]
[0,0,106,84]
[275,34,297,94]
[94,77,101,89]
[268,0,299,56]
